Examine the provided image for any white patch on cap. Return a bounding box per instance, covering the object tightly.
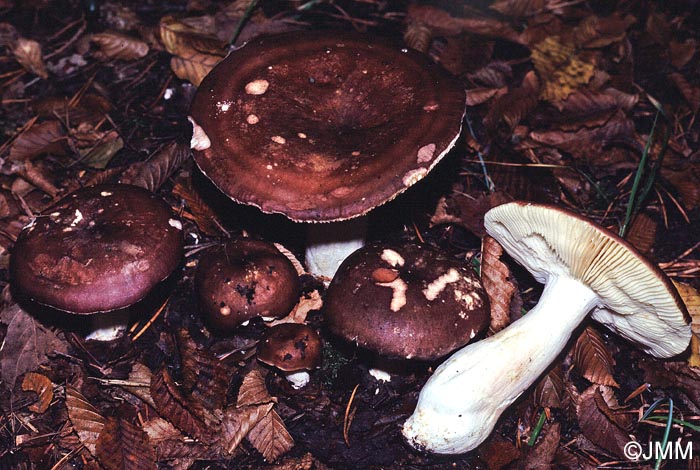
[402,168,428,187]
[50,211,61,217]
[168,218,182,230]
[216,101,232,112]
[297,132,307,139]
[454,289,482,311]
[220,305,231,316]
[423,103,440,112]
[377,278,408,312]
[99,191,113,197]
[245,79,269,95]
[188,116,211,151]
[70,209,84,227]
[271,135,286,144]
[470,329,476,338]
[423,268,460,301]
[417,143,436,163]
[380,249,405,267]
[246,114,259,125]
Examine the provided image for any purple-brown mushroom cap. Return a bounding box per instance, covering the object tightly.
[257,323,323,372]
[189,30,466,222]
[195,239,300,331]
[10,184,184,314]
[325,243,489,361]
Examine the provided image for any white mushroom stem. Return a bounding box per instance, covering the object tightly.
[286,371,310,389]
[305,217,367,280]
[85,310,131,341]
[402,275,600,454]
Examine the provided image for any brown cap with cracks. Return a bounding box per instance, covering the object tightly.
[10,184,184,314]
[324,242,489,360]
[195,239,300,331]
[189,31,466,222]
[257,323,322,372]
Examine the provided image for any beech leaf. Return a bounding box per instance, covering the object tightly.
[573,326,619,387]
[13,37,48,78]
[237,368,275,408]
[65,386,106,455]
[221,402,274,455]
[95,417,156,470]
[21,372,53,413]
[576,385,630,457]
[90,32,149,61]
[177,329,231,410]
[9,120,66,162]
[119,141,190,192]
[171,178,224,236]
[170,53,222,87]
[481,235,516,333]
[246,408,295,462]
[624,212,657,255]
[533,365,565,409]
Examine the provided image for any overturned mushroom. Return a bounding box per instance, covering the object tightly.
[403,202,691,454]
[257,323,322,389]
[189,31,466,279]
[195,239,300,332]
[325,242,489,380]
[10,184,184,340]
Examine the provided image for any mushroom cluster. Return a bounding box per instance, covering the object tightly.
[10,184,184,340]
[189,30,466,279]
[403,202,691,454]
[325,242,489,379]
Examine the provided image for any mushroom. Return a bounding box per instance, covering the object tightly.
[257,323,322,389]
[189,31,466,279]
[403,202,691,454]
[10,184,184,341]
[324,242,489,381]
[195,239,300,332]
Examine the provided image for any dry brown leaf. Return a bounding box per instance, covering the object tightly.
[268,290,322,326]
[533,365,565,409]
[403,23,432,53]
[238,368,275,407]
[523,422,560,468]
[171,178,224,236]
[484,71,540,133]
[624,212,657,255]
[9,120,66,162]
[142,416,213,460]
[119,141,190,191]
[576,386,629,457]
[221,402,274,455]
[21,372,53,413]
[572,14,635,48]
[95,417,156,470]
[405,5,466,37]
[465,87,505,106]
[669,39,697,69]
[552,89,637,123]
[661,167,700,209]
[531,36,595,102]
[159,15,227,57]
[121,362,156,408]
[573,326,619,387]
[150,368,216,443]
[13,37,48,78]
[669,72,700,114]
[247,409,294,462]
[65,386,106,455]
[481,235,515,333]
[177,329,231,410]
[80,131,124,169]
[0,303,68,390]
[490,0,546,18]
[170,52,222,87]
[673,281,700,368]
[90,32,149,61]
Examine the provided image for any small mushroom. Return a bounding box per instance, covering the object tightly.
[257,323,322,389]
[403,202,691,454]
[195,239,300,332]
[189,31,466,279]
[324,242,489,380]
[10,184,184,341]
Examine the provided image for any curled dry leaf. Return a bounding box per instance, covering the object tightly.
[238,368,275,408]
[159,15,226,57]
[143,416,212,461]
[533,364,565,409]
[90,32,149,61]
[121,362,156,409]
[672,281,700,368]
[481,235,515,333]
[575,385,630,457]
[268,290,322,326]
[573,326,619,387]
[171,178,224,236]
[170,53,222,87]
[221,402,274,455]
[65,386,106,455]
[13,37,48,78]
[177,329,231,410]
[95,417,156,470]
[119,141,191,192]
[484,71,540,133]
[9,120,66,162]
[150,368,216,443]
[403,23,432,53]
[21,372,53,413]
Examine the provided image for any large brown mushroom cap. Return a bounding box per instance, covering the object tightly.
[10,184,184,314]
[257,323,323,372]
[325,243,489,360]
[190,31,466,222]
[195,239,300,331]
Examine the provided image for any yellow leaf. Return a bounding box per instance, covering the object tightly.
[531,36,595,102]
[673,281,700,368]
